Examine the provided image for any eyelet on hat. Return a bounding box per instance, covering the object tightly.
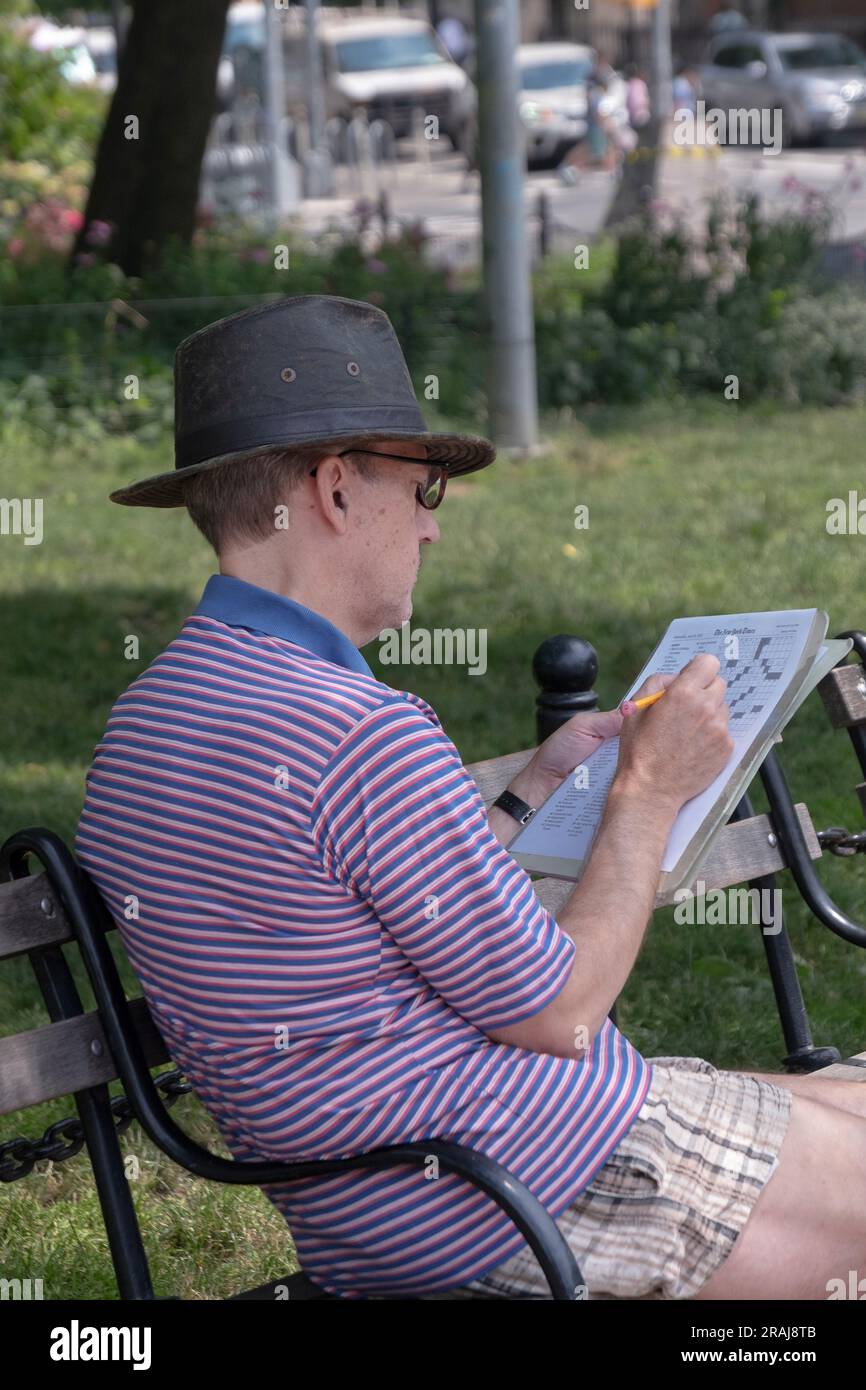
[346,361,361,376]
[280,366,297,383]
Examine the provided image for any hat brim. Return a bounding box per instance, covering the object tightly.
[109,430,496,507]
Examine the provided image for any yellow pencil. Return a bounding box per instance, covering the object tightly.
[631,689,666,710]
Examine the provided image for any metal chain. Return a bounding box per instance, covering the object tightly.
[817,827,866,857]
[0,1068,191,1183]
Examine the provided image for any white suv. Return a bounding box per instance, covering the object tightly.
[219,3,472,143]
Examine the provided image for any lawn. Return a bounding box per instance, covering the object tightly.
[3,396,866,1297]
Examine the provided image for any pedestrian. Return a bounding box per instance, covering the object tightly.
[559,63,618,183]
[672,64,699,118]
[436,12,470,68]
[672,64,702,145]
[709,4,749,36]
[625,62,652,133]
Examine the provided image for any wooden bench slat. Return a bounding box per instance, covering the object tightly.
[530,803,821,916]
[811,1050,866,1082]
[818,664,866,728]
[464,748,535,803]
[0,997,170,1115]
[657,801,821,907]
[0,871,71,960]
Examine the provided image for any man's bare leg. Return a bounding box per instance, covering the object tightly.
[693,1091,866,1299]
[737,1068,866,1121]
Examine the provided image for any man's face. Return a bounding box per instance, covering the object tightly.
[339,438,442,639]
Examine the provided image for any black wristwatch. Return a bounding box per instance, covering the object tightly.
[492,788,537,826]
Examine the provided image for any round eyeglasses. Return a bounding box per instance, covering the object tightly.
[309,450,449,510]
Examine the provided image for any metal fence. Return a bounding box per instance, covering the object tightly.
[199,101,447,217]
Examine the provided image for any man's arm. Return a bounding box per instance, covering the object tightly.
[487,775,679,1059]
[487,762,551,849]
[487,654,732,1062]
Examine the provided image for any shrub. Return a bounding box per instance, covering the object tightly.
[1,182,864,429]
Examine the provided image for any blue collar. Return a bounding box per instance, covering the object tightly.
[193,574,374,678]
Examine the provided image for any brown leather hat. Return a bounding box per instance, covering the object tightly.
[110,294,495,507]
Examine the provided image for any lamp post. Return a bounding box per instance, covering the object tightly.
[473,0,539,453]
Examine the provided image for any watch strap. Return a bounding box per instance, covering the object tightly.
[492,788,537,826]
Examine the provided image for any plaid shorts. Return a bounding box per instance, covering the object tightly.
[464,1054,793,1301]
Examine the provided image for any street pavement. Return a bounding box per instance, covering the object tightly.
[294,136,866,269]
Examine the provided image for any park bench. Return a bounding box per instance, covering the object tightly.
[4,630,866,1302]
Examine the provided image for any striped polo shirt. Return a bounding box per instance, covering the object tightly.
[75,573,651,1297]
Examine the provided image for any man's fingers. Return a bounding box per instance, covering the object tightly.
[708,675,729,707]
[673,652,722,689]
[630,671,678,702]
[629,655,726,710]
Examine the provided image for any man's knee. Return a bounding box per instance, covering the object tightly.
[694,1094,866,1300]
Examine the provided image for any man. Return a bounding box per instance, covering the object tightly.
[77,295,866,1300]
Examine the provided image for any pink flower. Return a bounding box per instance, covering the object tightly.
[7,237,24,258]
[62,208,85,232]
[73,252,96,268]
[366,257,387,275]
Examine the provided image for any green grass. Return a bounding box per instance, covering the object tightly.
[3,396,866,1297]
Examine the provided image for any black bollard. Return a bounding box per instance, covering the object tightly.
[532,634,617,1025]
[533,635,599,743]
[537,190,550,260]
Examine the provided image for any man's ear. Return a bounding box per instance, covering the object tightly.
[311,453,351,529]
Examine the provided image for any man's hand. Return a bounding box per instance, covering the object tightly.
[489,708,624,849]
[615,653,734,811]
[523,707,625,804]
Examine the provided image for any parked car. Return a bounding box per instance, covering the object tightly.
[217,3,472,143]
[451,42,629,169]
[699,30,866,145]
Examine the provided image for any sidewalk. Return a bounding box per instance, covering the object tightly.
[289,142,866,266]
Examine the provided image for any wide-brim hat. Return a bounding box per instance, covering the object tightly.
[110,294,496,507]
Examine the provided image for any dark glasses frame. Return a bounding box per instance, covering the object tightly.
[309,449,449,510]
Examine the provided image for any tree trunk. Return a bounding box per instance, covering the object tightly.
[73,0,231,276]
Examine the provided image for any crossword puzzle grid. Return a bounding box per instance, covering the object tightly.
[721,633,793,723]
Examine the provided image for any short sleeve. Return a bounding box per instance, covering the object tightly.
[309,697,575,1031]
